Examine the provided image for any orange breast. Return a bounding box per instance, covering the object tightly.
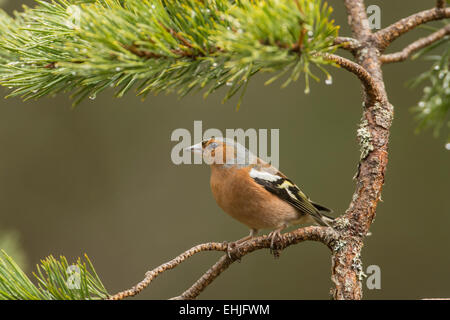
[210,166,305,230]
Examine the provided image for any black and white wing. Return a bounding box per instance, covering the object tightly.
[249,166,333,226]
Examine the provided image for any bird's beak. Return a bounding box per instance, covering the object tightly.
[184,142,203,154]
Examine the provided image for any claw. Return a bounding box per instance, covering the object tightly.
[222,240,230,258]
[268,231,280,258]
[224,229,258,262]
[225,241,242,262]
[268,231,279,250]
[268,226,286,259]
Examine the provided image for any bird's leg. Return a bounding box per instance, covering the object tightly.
[225,229,258,261]
[235,228,258,245]
[268,224,287,258]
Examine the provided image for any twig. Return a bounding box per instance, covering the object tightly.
[293,0,306,52]
[107,242,226,300]
[375,7,450,50]
[170,226,337,300]
[333,37,362,51]
[108,226,337,300]
[380,25,450,64]
[321,53,384,102]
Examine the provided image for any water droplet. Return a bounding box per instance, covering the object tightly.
[89,93,96,100]
[418,101,425,108]
[435,97,442,105]
[226,81,233,86]
[212,63,218,67]
[325,76,333,85]
[446,143,450,151]
[115,67,122,72]
[434,65,440,71]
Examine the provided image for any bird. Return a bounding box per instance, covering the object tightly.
[185,136,334,256]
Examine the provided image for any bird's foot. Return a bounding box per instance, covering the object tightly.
[223,241,243,262]
[268,230,282,259]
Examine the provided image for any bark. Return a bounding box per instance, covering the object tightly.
[330,0,392,300]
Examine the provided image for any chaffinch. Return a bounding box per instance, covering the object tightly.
[185,137,334,254]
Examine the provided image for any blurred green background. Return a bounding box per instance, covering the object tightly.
[0,0,448,299]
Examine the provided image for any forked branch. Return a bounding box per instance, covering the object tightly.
[375,7,450,50]
[108,226,337,300]
[380,24,450,64]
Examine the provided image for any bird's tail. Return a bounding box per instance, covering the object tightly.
[311,201,335,227]
[317,213,335,226]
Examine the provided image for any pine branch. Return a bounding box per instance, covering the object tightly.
[0,250,108,300]
[0,0,339,105]
[409,46,449,140]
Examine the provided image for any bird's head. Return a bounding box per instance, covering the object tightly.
[185,137,257,167]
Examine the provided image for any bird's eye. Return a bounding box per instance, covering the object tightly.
[208,142,219,149]
[202,136,215,148]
